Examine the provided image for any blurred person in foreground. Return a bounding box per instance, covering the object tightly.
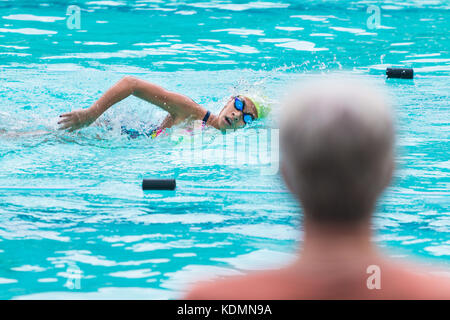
[185,76,450,300]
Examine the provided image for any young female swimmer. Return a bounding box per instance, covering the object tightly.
[58,76,270,137]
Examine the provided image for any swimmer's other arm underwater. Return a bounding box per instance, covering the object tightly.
[58,76,270,133]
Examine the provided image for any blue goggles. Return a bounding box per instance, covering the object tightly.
[234,96,254,125]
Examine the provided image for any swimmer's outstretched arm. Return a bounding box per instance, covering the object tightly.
[58,76,205,132]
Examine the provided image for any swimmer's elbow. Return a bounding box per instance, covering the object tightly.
[121,75,138,94]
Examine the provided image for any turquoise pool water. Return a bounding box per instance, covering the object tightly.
[0,0,449,299]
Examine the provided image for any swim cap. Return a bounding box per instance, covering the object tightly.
[247,96,271,119]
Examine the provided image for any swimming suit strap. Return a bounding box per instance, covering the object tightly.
[202,110,211,125]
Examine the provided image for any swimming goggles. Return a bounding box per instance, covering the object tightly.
[234,96,254,125]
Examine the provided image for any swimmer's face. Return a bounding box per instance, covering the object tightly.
[217,96,257,130]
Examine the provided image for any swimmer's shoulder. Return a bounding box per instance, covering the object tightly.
[395,263,450,299]
[184,269,300,300]
[184,261,450,300]
[369,260,450,299]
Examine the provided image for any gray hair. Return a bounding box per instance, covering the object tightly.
[280,76,394,225]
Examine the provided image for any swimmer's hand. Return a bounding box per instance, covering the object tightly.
[58,109,97,132]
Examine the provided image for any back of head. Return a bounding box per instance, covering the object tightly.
[280,76,394,225]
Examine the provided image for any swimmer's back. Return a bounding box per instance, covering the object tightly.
[185,260,450,300]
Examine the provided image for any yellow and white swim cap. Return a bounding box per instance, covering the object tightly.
[247,95,271,119]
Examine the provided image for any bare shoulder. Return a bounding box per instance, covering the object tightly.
[408,269,450,298]
[383,261,450,299]
[184,270,291,300]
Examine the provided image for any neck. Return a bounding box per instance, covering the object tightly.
[296,216,378,266]
[208,114,221,130]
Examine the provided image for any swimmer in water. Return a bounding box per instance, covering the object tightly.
[57,76,270,136]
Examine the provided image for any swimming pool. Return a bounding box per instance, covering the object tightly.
[0,0,449,299]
